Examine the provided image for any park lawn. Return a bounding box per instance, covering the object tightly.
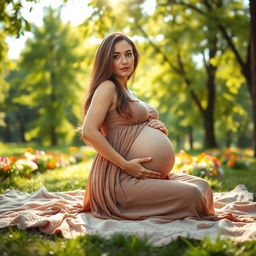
[0,142,96,158]
[0,142,73,156]
[0,148,256,255]
[221,162,256,196]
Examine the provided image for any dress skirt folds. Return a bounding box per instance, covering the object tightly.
[84,121,215,221]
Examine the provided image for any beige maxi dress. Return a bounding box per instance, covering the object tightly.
[83,98,215,221]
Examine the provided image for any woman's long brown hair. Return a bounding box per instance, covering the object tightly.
[81,32,140,128]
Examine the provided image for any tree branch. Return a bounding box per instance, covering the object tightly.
[217,24,245,68]
[202,50,209,74]
[135,22,181,74]
[244,41,252,91]
[167,0,207,16]
[176,45,205,113]
[190,90,205,114]
[167,0,246,70]
[203,0,212,10]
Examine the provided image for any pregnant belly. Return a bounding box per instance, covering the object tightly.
[126,125,175,178]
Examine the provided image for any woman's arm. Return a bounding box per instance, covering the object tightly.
[82,81,162,179]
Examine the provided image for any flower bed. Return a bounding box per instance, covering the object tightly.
[175,150,223,180]
[2,147,252,182]
[207,148,252,169]
[0,147,87,181]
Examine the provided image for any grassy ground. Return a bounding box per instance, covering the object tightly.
[221,163,256,196]
[0,142,70,156]
[0,145,256,256]
[0,142,88,157]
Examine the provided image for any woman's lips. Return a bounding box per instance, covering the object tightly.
[120,67,130,71]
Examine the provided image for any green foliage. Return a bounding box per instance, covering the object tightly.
[0,0,37,36]
[80,0,119,38]
[2,7,88,146]
[1,65,37,142]
[22,8,85,145]
[0,0,39,62]
[0,31,9,127]
[0,0,253,150]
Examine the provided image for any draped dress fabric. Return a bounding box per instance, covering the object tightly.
[83,97,215,221]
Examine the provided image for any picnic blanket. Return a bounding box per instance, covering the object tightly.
[0,184,255,246]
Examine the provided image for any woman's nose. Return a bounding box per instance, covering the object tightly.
[121,56,128,64]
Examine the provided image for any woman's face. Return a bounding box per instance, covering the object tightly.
[111,40,135,82]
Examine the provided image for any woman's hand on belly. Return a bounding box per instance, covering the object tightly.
[147,119,169,136]
[122,157,162,179]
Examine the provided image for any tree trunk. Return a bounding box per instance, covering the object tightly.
[249,0,256,157]
[204,69,217,148]
[226,131,232,148]
[200,33,218,149]
[49,43,57,146]
[20,120,26,143]
[4,118,12,142]
[50,126,57,146]
[203,111,217,148]
[50,69,57,146]
[188,126,193,150]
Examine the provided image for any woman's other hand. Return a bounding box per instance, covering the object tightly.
[123,157,162,179]
[147,119,169,136]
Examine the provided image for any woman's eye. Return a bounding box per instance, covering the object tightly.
[113,55,119,59]
[127,52,133,57]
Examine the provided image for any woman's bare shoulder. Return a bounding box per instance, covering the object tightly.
[96,80,116,94]
[93,80,117,112]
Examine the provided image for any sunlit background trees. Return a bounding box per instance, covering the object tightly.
[0,0,255,156]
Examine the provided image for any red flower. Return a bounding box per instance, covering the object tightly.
[2,165,11,171]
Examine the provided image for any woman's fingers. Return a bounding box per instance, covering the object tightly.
[147,120,162,126]
[159,127,169,135]
[148,121,169,135]
[138,157,152,163]
[140,168,162,179]
[147,120,166,130]
[141,170,162,179]
[139,173,159,179]
[126,158,162,179]
[145,170,162,179]
[135,158,161,178]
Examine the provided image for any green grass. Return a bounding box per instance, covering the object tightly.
[0,142,95,157]
[221,162,256,196]
[1,227,255,256]
[0,161,92,194]
[0,142,71,156]
[0,145,256,255]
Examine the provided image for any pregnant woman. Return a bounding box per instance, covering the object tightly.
[82,32,215,220]
[0,32,255,242]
